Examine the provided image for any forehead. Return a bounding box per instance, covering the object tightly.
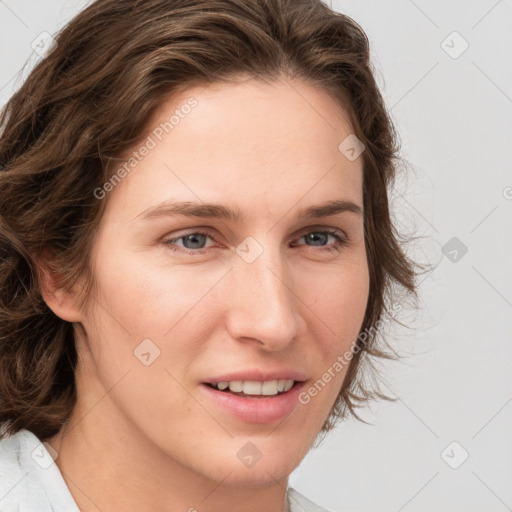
[104,77,364,221]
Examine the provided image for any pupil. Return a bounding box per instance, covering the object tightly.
[307,232,327,246]
[183,233,206,249]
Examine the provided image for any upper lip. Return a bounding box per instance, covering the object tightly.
[202,369,308,384]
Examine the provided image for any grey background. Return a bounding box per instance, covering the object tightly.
[1,1,511,511]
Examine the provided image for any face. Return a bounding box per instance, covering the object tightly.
[71,77,369,487]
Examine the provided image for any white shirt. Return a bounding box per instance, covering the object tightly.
[0,429,329,512]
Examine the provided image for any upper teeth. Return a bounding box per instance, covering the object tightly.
[215,379,295,395]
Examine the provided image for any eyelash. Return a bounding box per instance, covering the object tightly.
[163,228,348,255]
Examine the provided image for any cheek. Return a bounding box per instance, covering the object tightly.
[80,250,233,406]
[294,258,369,344]
[288,256,369,404]
[78,252,218,426]
[91,250,227,340]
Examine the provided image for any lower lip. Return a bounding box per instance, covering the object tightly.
[199,382,306,424]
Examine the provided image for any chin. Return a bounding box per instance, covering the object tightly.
[218,464,293,488]
[201,443,302,487]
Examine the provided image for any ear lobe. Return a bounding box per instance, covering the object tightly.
[34,249,83,323]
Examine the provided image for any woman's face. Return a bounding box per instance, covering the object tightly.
[73,77,369,486]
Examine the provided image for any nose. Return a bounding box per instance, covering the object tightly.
[224,244,305,351]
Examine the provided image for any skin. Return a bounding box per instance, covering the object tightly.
[41,76,369,512]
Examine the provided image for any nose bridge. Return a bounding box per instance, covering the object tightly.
[226,240,302,347]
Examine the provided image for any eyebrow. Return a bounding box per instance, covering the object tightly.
[136,198,363,222]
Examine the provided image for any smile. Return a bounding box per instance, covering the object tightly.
[205,379,296,397]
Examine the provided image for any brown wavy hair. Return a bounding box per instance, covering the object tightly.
[0,0,421,441]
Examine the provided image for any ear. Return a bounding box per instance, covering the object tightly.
[34,248,84,323]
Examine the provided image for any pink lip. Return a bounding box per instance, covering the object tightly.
[199,381,306,424]
[201,369,308,384]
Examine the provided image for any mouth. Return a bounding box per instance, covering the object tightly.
[199,378,307,424]
[203,379,301,398]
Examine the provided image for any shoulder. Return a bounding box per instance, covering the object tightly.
[0,428,41,510]
[0,426,79,512]
[0,428,28,491]
[288,486,332,512]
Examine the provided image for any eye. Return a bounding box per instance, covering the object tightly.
[163,231,215,252]
[163,228,348,255]
[292,229,348,251]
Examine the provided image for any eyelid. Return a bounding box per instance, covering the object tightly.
[163,229,217,247]
[161,224,215,237]
[163,225,349,251]
[295,225,347,239]
[292,227,348,248]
